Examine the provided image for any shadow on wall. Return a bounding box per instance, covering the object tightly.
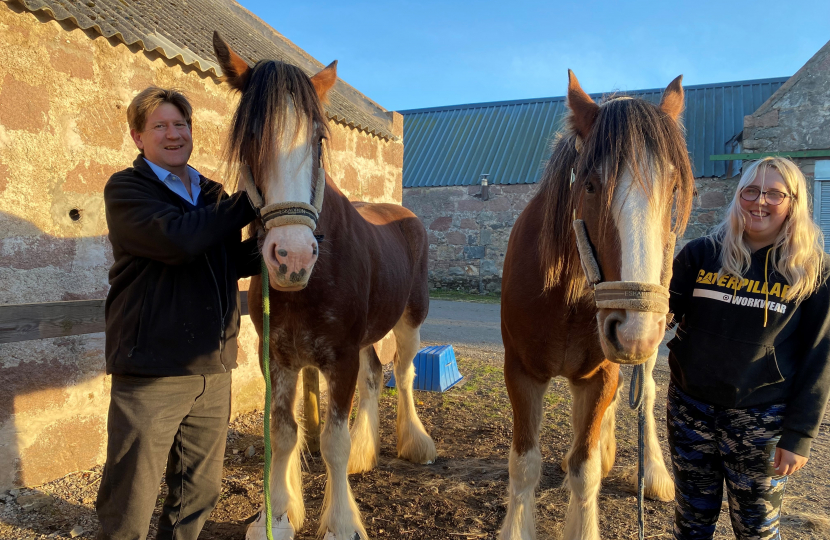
[0,209,113,494]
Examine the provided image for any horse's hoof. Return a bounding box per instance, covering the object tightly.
[323,532,361,540]
[246,511,295,540]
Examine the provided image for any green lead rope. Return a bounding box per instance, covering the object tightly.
[261,260,274,540]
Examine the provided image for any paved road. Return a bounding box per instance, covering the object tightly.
[421,299,503,353]
[420,298,671,369]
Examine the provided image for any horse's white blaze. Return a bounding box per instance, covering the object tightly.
[499,447,542,540]
[609,163,668,355]
[319,416,366,540]
[260,100,319,289]
[563,442,602,540]
[261,101,314,207]
[612,164,664,284]
[347,348,381,474]
[392,316,437,464]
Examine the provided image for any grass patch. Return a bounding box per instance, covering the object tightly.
[429,289,501,304]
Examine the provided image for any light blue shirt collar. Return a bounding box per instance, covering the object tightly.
[144,158,202,206]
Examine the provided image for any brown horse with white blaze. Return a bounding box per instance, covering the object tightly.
[499,72,694,540]
[212,33,436,540]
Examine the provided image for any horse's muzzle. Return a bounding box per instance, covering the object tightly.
[598,308,666,364]
[263,224,318,291]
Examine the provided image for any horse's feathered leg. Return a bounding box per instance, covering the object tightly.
[499,352,548,540]
[600,372,622,476]
[640,351,674,501]
[246,363,304,540]
[391,316,436,464]
[347,346,383,474]
[563,363,618,540]
[319,353,367,540]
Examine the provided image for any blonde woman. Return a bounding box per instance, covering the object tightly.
[666,157,830,539]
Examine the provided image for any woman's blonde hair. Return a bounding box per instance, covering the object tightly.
[711,156,826,303]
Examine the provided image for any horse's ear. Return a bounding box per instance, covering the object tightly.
[567,69,599,139]
[213,31,251,91]
[310,60,337,103]
[659,75,684,122]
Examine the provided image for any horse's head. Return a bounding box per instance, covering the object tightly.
[213,32,337,291]
[567,71,693,364]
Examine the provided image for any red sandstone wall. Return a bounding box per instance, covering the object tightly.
[0,3,402,490]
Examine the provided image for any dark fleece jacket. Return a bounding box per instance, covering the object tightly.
[104,156,260,376]
[668,236,830,457]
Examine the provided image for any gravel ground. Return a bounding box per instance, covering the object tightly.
[1,300,828,539]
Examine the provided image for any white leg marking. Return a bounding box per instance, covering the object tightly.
[499,447,541,540]
[319,415,367,539]
[392,318,437,464]
[642,352,674,501]
[247,367,304,540]
[348,348,381,474]
[563,442,602,540]
[600,376,621,477]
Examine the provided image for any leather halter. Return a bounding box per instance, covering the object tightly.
[238,140,326,232]
[570,160,675,313]
[572,219,673,313]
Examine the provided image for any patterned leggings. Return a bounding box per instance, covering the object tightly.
[667,383,787,540]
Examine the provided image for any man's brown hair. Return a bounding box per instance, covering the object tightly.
[127,87,193,132]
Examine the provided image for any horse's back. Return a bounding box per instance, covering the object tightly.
[351,200,429,329]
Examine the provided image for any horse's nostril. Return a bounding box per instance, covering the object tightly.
[603,312,625,348]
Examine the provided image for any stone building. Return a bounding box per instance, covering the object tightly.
[0,0,403,490]
[401,77,788,292]
[741,39,830,245]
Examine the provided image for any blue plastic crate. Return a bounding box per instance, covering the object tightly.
[386,345,463,392]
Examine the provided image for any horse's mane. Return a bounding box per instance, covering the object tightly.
[538,96,695,304]
[222,60,330,192]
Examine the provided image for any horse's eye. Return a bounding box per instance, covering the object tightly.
[585,181,595,194]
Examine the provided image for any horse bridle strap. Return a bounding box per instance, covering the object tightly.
[595,281,670,314]
[572,219,673,314]
[239,163,326,231]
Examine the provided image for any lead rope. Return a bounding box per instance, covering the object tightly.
[629,364,646,540]
[261,259,274,540]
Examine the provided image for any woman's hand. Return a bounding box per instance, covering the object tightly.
[774,448,808,475]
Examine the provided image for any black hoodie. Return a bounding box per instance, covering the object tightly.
[104,156,260,376]
[668,237,830,457]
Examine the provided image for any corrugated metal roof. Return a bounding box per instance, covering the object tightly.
[400,77,789,187]
[5,0,397,140]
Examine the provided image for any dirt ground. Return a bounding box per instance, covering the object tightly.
[1,344,828,539]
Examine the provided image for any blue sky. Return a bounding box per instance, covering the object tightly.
[237,0,829,112]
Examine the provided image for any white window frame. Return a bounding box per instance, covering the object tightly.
[814,160,830,222]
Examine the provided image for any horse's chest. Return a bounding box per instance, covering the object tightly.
[269,307,353,365]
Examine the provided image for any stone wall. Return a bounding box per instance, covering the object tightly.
[741,39,830,203]
[404,176,747,292]
[742,40,830,156]
[402,183,536,293]
[0,3,402,490]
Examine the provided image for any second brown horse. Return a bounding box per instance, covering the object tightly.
[499,72,695,540]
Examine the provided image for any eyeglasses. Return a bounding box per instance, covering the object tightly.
[740,186,792,206]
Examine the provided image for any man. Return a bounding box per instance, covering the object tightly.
[96,87,260,540]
